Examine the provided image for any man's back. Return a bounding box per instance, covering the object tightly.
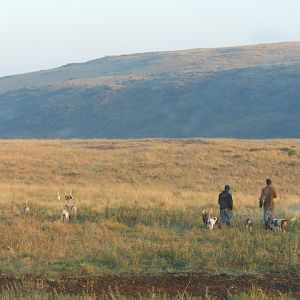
[260,185,277,208]
[218,191,233,210]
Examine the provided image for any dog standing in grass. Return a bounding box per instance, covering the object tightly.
[24,199,30,215]
[65,203,77,219]
[244,217,253,231]
[57,192,70,223]
[64,191,77,219]
[202,210,218,229]
[267,217,296,232]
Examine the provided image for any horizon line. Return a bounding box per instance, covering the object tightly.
[1,40,299,79]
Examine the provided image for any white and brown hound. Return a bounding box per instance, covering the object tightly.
[24,199,30,215]
[244,217,253,231]
[267,217,296,232]
[57,192,70,223]
[65,204,77,218]
[65,191,73,201]
[202,210,219,230]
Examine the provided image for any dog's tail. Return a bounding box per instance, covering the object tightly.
[202,209,210,215]
[290,217,296,222]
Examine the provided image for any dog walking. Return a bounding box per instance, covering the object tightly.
[218,185,233,226]
[259,178,278,229]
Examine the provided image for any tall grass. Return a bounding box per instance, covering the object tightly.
[0,285,297,300]
[0,139,298,277]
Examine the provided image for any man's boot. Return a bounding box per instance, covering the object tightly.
[264,221,268,230]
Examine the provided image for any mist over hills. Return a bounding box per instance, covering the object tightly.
[0,42,300,138]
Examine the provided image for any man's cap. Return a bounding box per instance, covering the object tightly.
[224,185,230,191]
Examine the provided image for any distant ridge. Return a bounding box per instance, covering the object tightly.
[0,42,299,138]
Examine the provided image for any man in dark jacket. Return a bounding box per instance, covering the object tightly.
[218,185,233,225]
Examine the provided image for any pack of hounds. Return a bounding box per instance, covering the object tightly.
[18,191,77,223]
[201,209,296,233]
[20,191,296,231]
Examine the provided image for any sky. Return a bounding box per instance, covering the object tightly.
[1,0,300,77]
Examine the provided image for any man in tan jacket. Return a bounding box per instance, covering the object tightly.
[259,178,278,229]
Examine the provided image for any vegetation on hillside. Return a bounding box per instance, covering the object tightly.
[0,42,300,138]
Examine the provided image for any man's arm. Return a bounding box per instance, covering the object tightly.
[272,187,278,199]
[229,194,233,210]
[259,188,265,208]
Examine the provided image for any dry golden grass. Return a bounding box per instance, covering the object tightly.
[0,138,299,209]
[0,287,297,300]
[0,139,299,277]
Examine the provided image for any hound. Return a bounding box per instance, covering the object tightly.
[64,191,78,220]
[244,217,253,231]
[267,217,296,232]
[24,199,30,215]
[57,191,70,223]
[65,191,73,201]
[65,204,77,218]
[202,210,219,230]
[61,209,70,223]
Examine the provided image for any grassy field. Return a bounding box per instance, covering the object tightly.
[0,138,299,298]
[0,287,297,300]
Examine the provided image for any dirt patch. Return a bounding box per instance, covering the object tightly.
[0,272,299,298]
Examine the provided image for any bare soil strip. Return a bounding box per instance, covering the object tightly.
[0,272,299,298]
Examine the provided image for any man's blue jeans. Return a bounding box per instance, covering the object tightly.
[219,209,232,225]
[263,206,274,229]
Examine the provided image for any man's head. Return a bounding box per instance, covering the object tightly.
[224,185,230,192]
[266,178,272,185]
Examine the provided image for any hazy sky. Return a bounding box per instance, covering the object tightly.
[1,0,300,77]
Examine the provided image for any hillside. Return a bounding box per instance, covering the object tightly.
[0,42,300,138]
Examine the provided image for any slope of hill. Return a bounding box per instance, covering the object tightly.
[0,42,300,138]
